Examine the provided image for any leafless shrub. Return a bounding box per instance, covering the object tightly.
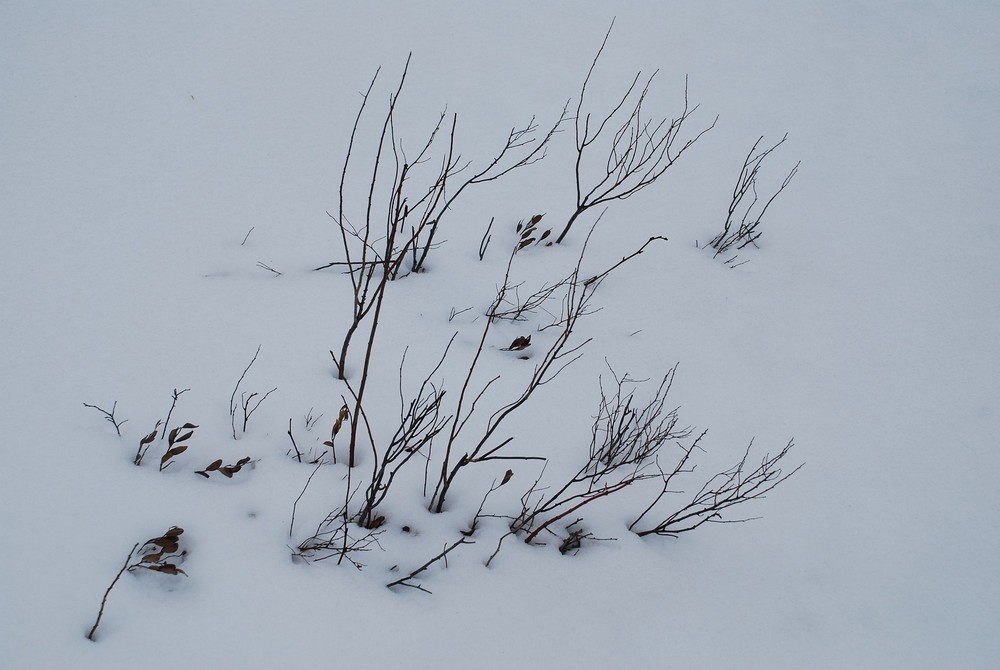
[387,470,512,593]
[304,407,323,431]
[83,401,127,436]
[228,345,274,439]
[320,56,567,382]
[386,537,474,594]
[294,501,386,570]
[556,23,715,244]
[511,367,688,545]
[429,229,667,514]
[629,437,802,537]
[706,134,800,265]
[240,387,277,434]
[355,342,453,529]
[282,36,801,591]
[159,388,189,441]
[87,527,187,641]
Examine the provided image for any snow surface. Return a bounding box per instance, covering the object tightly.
[2,2,999,668]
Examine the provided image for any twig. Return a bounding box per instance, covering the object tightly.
[287,418,303,463]
[290,463,323,537]
[230,345,261,440]
[86,542,139,641]
[159,388,190,440]
[83,401,127,436]
[386,537,474,593]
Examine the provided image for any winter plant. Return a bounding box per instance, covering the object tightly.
[84,26,802,636]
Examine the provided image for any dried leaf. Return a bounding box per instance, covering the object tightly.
[538,229,551,242]
[195,471,210,478]
[165,527,184,537]
[150,538,179,553]
[160,445,188,464]
[180,423,198,430]
[338,405,350,422]
[323,440,335,448]
[206,459,223,471]
[530,214,544,225]
[517,237,535,251]
[220,468,234,478]
[369,516,386,530]
[140,551,164,563]
[173,430,194,444]
[501,469,514,486]
[507,335,531,351]
[236,457,251,466]
[168,427,180,445]
[333,417,343,435]
[140,430,158,446]
[516,221,523,233]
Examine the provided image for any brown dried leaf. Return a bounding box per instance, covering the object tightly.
[206,459,223,471]
[161,445,188,464]
[140,551,164,563]
[538,229,551,242]
[338,405,350,422]
[220,468,234,478]
[236,457,251,466]
[530,214,544,225]
[517,237,535,251]
[150,538,179,553]
[165,527,184,537]
[508,335,531,351]
[140,430,158,446]
[195,471,210,478]
[180,423,198,430]
[501,469,514,486]
[173,430,194,444]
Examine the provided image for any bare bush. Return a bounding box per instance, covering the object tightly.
[556,23,715,244]
[706,134,800,265]
[320,56,567,382]
[629,437,802,536]
[83,400,127,436]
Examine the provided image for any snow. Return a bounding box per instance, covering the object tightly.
[2,2,999,668]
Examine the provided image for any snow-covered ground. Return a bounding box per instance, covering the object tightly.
[2,3,998,668]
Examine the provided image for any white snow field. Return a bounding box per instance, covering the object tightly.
[2,2,998,668]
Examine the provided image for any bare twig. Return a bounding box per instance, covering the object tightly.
[229,345,261,440]
[86,542,138,641]
[631,438,802,537]
[556,23,715,243]
[708,134,799,259]
[83,401,127,436]
[159,388,190,441]
[386,537,474,594]
[287,418,303,463]
[290,463,323,537]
